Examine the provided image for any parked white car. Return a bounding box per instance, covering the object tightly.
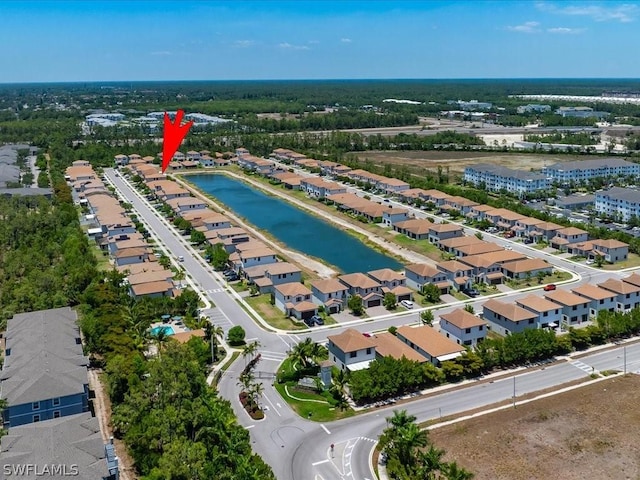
[400,300,414,309]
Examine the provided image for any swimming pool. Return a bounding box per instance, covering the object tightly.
[150,325,175,336]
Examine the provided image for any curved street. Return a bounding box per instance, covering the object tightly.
[105,167,640,480]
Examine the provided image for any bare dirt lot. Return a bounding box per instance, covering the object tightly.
[355,150,582,174]
[429,374,640,480]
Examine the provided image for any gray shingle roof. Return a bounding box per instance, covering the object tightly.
[1,308,88,405]
[0,412,111,480]
[547,158,637,171]
[466,164,547,181]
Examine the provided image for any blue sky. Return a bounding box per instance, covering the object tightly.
[1,1,639,82]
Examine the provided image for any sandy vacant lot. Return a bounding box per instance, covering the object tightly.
[356,150,583,174]
[429,374,640,480]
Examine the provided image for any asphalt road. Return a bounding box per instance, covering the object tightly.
[103,168,640,480]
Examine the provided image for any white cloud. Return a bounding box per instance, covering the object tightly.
[150,51,172,56]
[506,21,541,33]
[537,2,638,22]
[547,26,585,33]
[233,40,255,48]
[340,38,352,43]
[278,42,310,50]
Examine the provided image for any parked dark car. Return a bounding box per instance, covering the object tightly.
[310,315,324,325]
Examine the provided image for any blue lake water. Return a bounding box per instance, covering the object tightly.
[187,174,402,274]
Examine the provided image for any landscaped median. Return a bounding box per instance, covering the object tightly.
[275,355,354,422]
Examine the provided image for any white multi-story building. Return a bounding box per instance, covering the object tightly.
[543,158,640,184]
[464,164,548,195]
[595,187,640,221]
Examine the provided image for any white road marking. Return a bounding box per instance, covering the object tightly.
[321,424,331,435]
[311,459,330,466]
[262,393,282,417]
[244,425,255,429]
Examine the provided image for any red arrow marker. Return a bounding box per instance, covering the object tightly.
[161,110,194,173]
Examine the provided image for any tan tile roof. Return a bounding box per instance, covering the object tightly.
[265,262,301,275]
[572,284,618,301]
[471,204,495,212]
[440,308,487,329]
[623,273,640,287]
[598,278,640,295]
[291,301,317,313]
[429,223,464,233]
[405,263,440,277]
[437,260,472,273]
[370,332,427,362]
[483,298,537,322]
[501,258,551,274]
[274,282,312,297]
[543,290,590,307]
[367,268,404,283]
[311,278,349,294]
[396,325,465,358]
[536,221,563,231]
[117,261,165,275]
[591,238,629,249]
[240,247,277,259]
[516,295,562,313]
[439,236,486,249]
[394,218,433,235]
[338,273,381,290]
[114,247,149,258]
[328,328,375,353]
[557,226,588,236]
[127,269,173,285]
[456,242,504,256]
[130,280,173,296]
[517,217,545,226]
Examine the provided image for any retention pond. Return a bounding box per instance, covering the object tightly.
[188,174,402,274]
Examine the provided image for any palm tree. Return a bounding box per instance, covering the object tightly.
[417,445,446,479]
[388,409,417,430]
[237,371,254,393]
[242,340,261,366]
[204,322,224,363]
[443,461,474,480]
[248,381,264,408]
[398,423,428,467]
[153,329,170,358]
[331,369,348,396]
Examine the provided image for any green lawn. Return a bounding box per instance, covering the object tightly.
[392,234,441,257]
[274,382,355,422]
[90,244,112,271]
[245,294,306,330]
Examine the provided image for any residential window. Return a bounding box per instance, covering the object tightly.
[366,348,371,355]
[32,402,40,410]
[33,415,40,423]
[350,351,357,358]
[478,325,483,331]
[543,312,548,317]
[465,328,471,334]
[572,305,577,311]
[528,319,534,324]
[53,411,61,419]
[53,398,60,406]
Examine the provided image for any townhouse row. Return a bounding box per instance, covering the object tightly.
[482,273,640,335]
[0,307,118,479]
[114,150,235,169]
[67,161,178,299]
[327,307,487,372]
